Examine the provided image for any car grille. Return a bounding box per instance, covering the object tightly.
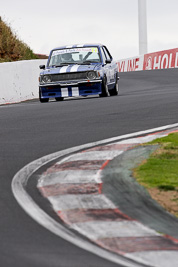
[51,72,87,82]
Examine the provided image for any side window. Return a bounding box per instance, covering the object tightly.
[103,46,112,61]
[100,47,107,63]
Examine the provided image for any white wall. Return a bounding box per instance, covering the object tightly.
[0,59,46,105]
[1,47,178,105]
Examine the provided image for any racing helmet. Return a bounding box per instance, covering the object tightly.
[61,53,73,62]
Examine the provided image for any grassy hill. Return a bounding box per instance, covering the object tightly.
[0,17,46,62]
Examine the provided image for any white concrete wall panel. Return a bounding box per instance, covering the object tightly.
[0,59,46,105]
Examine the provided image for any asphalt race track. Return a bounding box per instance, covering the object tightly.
[0,68,178,267]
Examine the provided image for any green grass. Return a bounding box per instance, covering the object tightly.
[134,133,178,190]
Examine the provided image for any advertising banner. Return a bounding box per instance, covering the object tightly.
[143,48,178,70]
[117,56,144,72]
[117,48,178,72]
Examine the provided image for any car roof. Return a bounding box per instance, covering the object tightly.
[51,43,104,51]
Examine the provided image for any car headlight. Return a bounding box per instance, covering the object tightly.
[87,71,97,80]
[41,75,52,83]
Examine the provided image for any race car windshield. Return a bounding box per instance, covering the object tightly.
[48,47,101,66]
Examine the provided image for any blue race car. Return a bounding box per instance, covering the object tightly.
[39,44,119,102]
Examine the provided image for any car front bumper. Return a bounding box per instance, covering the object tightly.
[39,79,102,98]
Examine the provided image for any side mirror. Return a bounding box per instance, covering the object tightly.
[105,59,112,64]
[39,65,45,69]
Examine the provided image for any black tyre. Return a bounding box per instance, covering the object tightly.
[40,98,49,103]
[55,97,64,101]
[110,74,119,96]
[99,76,109,97]
[39,90,49,103]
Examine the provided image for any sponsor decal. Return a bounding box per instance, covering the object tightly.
[145,56,152,70]
[117,57,143,72]
[143,48,178,70]
[52,47,98,56]
[117,61,125,72]
[117,48,178,72]
[127,58,140,72]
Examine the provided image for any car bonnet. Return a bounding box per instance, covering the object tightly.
[42,63,101,75]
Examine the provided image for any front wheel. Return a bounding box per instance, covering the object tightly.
[99,76,109,97]
[55,97,64,101]
[40,98,49,103]
[39,91,49,103]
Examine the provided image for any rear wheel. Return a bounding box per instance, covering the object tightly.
[99,76,109,97]
[110,80,119,96]
[110,75,119,96]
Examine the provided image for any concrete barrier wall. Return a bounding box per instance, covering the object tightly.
[0,59,46,105]
[1,47,178,105]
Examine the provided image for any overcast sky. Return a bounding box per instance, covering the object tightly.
[1,0,178,60]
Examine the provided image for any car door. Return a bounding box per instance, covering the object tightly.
[102,46,115,88]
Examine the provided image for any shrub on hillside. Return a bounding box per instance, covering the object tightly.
[0,17,38,62]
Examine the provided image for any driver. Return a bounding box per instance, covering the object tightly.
[61,53,74,62]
